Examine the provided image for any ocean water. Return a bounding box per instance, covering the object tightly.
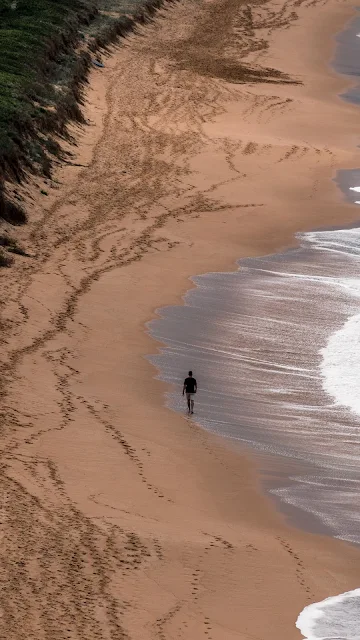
[296,589,360,640]
[334,9,360,104]
[147,9,360,638]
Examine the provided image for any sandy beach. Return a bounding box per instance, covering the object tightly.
[1,0,360,637]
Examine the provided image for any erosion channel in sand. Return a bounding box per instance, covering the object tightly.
[1,0,360,639]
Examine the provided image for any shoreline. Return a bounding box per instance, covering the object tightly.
[1,0,360,637]
[145,9,360,543]
[146,223,360,544]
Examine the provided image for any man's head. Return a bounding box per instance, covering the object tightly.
[188,370,193,376]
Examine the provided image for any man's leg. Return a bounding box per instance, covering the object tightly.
[190,397,194,414]
[186,393,191,413]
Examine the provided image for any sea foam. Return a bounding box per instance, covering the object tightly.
[321,312,360,416]
[316,228,360,418]
[296,589,360,640]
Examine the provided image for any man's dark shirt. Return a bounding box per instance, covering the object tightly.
[184,377,197,393]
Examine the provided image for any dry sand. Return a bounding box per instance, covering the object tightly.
[1,0,360,638]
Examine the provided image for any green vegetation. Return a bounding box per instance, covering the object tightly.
[0,0,163,229]
[0,0,98,223]
[0,0,99,172]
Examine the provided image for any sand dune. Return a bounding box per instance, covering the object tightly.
[1,0,360,638]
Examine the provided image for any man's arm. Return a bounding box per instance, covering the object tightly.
[182,381,186,396]
[194,380,197,393]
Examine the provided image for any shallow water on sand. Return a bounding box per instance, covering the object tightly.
[148,226,360,544]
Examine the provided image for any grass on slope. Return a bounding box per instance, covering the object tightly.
[0,0,161,226]
[0,0,99,222]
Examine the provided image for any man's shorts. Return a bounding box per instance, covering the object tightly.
[186,393,195,401]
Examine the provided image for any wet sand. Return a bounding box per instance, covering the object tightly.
[1,0,360,638]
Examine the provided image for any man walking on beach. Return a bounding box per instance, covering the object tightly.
[183,371,197,414]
